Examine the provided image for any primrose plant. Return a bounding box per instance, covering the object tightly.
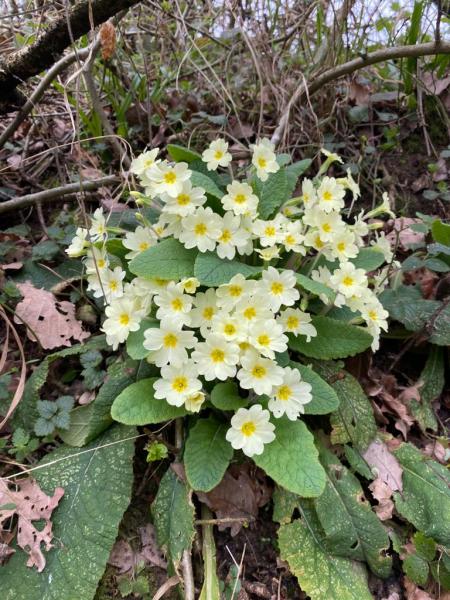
[66,138,394,496]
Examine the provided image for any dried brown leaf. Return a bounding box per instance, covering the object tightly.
[0,478,64,571]
[369,478,395,521]
[363,439,403,492]
[385,218,426,251]
[100,21,116,61]
[108,539,134,574]
[138,524,167,569]
[404,578,434,600]
[14,282,90,349]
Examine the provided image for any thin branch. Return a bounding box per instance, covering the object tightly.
[0,176,120,215]
[271,40,450,146]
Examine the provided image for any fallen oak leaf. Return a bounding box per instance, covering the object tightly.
[14,282,90,349]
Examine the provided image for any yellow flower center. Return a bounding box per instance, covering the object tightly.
[109,280,118,291]
[203,307,214,320]
[224,323,236,336]
[285,234,295,245]
[342,276,354,287]
[171,298,183,311]
[286,316,299,330]
[177,193,190,206]
[257,334,270,347]
[243,307,256,320]
[271,281,284,295]
[303,193,310,203]
[195,223,207,236]
[322,190,333,201]
[172,376,188,393]
[119,313,130,325]
[229,285,242,297]
[251,364,266,379]
[368,310,378,321]
[163,333,178,348]
[277,385,292,401]
[315,236,324,249]
[234,193,246,204]
[239,341,250,351]
[210,348,225,363]
[258,157,267,168]
[337,242,346,251]
[220,229,232,243]
[144,159,154,168]
[97,258,106,269]
[214,150,223,160]
[322,223,331,233]
[164,172,177,184]
[264,226,276,237]
[139,242,150,251]
[241,421,256,436]
[154,278,167,286]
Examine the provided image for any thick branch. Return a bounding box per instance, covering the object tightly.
[0,176,120,215]
[271,40,450,146]
[0,0,141,106]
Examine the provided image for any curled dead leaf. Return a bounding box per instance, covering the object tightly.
[100,21,116,61]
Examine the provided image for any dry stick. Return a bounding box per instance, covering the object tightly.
[0,175,119,215]
[151,576,180,600]
[270,40,450,147]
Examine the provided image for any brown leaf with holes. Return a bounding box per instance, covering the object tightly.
[0,478,64,571]
[14,282,90,349]
[367,370,415,439]
[197,463,271,536]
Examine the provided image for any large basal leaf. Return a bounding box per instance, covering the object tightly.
[151,467,195,570]
[350,248,386,272]
[253,419,325,497]
[184,417,233,492]
[288,316,373,360]
[278,519,373,600]
[313,361,377,451]
[129,238,198,280]
[190,171,224,200]
[380,285,439,332]
[410,346,444,432]
[60,359,141,447]
[126,317,158,360]
[210,381,249,410]
[315,444,392,578]
[255,160,311,219]
[429,302,450,346]
[194,252,262,287]
[289,361,339,415]
[167,144,202,163]
[0,424,135,600]
[393,443,450,546]
[111,378,188,425]
[295,274,336,303]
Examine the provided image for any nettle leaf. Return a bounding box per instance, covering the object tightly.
[167,144,202,163]
[393,443,450,546]
[0,425,135,600]
[184,417,233,492]
[210,381,249,410]
[315,444,392,578]
[111,378,188,425]
[288,316,373,360]
[190,171,224,200]
[253,419,325,497]
[289,361,339,415]
[295,274,335,302]
[126,317,158,360]
[194,252,262,286]
[410,346,444,432]
[350,248,386,272]
[278,518,373,600]
[151,467,195,570]
[313,361,376,451]
[129,238,198,280]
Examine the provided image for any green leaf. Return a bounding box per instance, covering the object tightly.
[272,487,300,524]
[413,532,436,562]
[344,445,373,480]
[410,347,444,432]
[403,553,429,586]
[256,161,312,220]
[184,417,233,492]
[194,252,262,287]
[253,419,325,497]
[198,510,221,600]
[350,248,386,271]
[313,361,377,451]
[315,444,392,578]
[129,238,198,280]
[289,361,339,415]
[190,171,224,200]
[432,219,450,246]
[429,302,450,346]
[0,425,135,600]
[380,285,440,332]
[151,467,195,569]
[210,381,248,410]
[288,316,373,360]
[111,378,188,425]
[393,443,450,546]
[285,159,312,187]
[126,317,158,360]
[278,519,373,600]
[167,144,202,163]
[294,274,335,302]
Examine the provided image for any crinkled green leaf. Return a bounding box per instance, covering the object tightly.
[253,419,325,497]
[429,303,450,346]
[403,553,429,586]
[295,274,335,302]
[126,317,158,359]
[210,381,248,410]
[0,424,135,600]
[129,238,198,280]
[151,467,195,570]
[315,444,392,578]
[313,361,377,451]
[350,248,386,272]
[167,144,202,163]
[111,378,188,425]
[413,532,436,562]
[272,487,299,524]
[432,219,450,246]
[278,519,373,600]
[194,252,262,286]
[380,285,439,332]
[410,346,444,432]
[190,171,224,200]
[255,160,311,219]
[288,316,373,360]
[393,443,450,546]
[184,417,233,492]
[289,361,340,415]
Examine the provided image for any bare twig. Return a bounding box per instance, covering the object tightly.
[0,175,119,215]
[151,576,180,600]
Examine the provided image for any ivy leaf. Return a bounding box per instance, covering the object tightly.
[288,316,373,360]
[393,443,450,546]
[313,361,377,451]
[253,419,325,497]
[167,144,202,163]
[210,381,249,410]
[151,467,196,571]
[289,361,340,415]
[0,425,135,600]
[184,417,233,492]
[126,317,158,360]
[129,238,198,280]
[315,444,392,578]
[111,378,188,425]
[278,518,373,600]
[194,252,262,286]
